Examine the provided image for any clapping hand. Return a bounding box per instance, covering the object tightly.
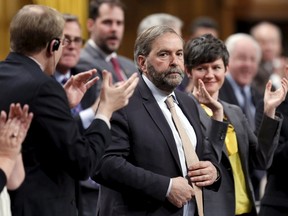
[193,79,224,121]
[264,67,288,118]
[64,69,99,108]
[0,103,33,160]
[97,70,139,120]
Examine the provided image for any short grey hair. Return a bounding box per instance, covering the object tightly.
[137,13,183,36]
[134,25,183,73]
[225,33,262,62]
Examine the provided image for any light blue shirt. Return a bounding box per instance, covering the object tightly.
[226,73,256,118]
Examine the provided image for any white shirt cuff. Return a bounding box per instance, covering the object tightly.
[79,108,95,129]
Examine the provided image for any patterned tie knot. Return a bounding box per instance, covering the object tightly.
[165,95,175,110]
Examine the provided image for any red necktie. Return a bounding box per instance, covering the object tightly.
[111,57,125,81]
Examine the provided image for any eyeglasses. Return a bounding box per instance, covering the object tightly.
[61,38,71,47]
[64,35,83,47]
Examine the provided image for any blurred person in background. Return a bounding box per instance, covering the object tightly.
[189,16,219,39]
[250,21,287,95]
[218,33,266,206]
[180,16,219,93]
[137,13,183,36]
[76,0,137,99]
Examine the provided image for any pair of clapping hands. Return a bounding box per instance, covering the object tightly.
[0,69,139,156]
[63,69,139,120]
[193,70,288,121]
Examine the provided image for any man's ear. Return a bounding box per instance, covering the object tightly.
[87,18,95,33]
[137,55,146,72]
[47,38,60,53]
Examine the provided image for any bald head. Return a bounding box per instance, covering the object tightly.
[250,21,282,62]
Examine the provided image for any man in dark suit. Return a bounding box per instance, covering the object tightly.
[250,21,287,96]
[54,14,101,216]
[218,33,265,204]
[93,25,228,216]
[76,0,137,99]
[0,5,139,216]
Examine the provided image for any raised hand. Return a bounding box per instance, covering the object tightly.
[264,68,288,118]
[64,69,99,108]
[193,79,224,121]
[0,103,33,159]
[97,70,139,120]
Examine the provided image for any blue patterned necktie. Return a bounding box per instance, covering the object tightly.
[240,88,255,131]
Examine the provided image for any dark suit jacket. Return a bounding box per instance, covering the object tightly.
[0,52,111,216]
[75,42,138,99]
[219,77,262,110]
[93,76,228,216]
[196,100,282,216]
[256,97,288,214]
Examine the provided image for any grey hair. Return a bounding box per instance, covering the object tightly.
[225,33,262,62]
[137,13,183,36]
[134,25,183,73]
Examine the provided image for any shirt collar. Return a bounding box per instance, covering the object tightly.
[142,74,176,104]
[54,70,71,83]
[226,73,251,93]
[87,39,117,62]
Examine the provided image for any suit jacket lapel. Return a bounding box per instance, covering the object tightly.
[138,78,182,172]
[84,43,114,76]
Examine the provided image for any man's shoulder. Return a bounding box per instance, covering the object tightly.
[175,90,197,105]
[118,55,135,66]
[79,45,101,60]
[117,55,137,74]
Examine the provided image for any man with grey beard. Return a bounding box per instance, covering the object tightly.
[93,25,228,216]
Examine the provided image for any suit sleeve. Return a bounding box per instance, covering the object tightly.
[93,108,170,202]
[33,79,111,179]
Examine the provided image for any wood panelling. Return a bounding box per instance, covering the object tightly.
[0,0,31,60]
